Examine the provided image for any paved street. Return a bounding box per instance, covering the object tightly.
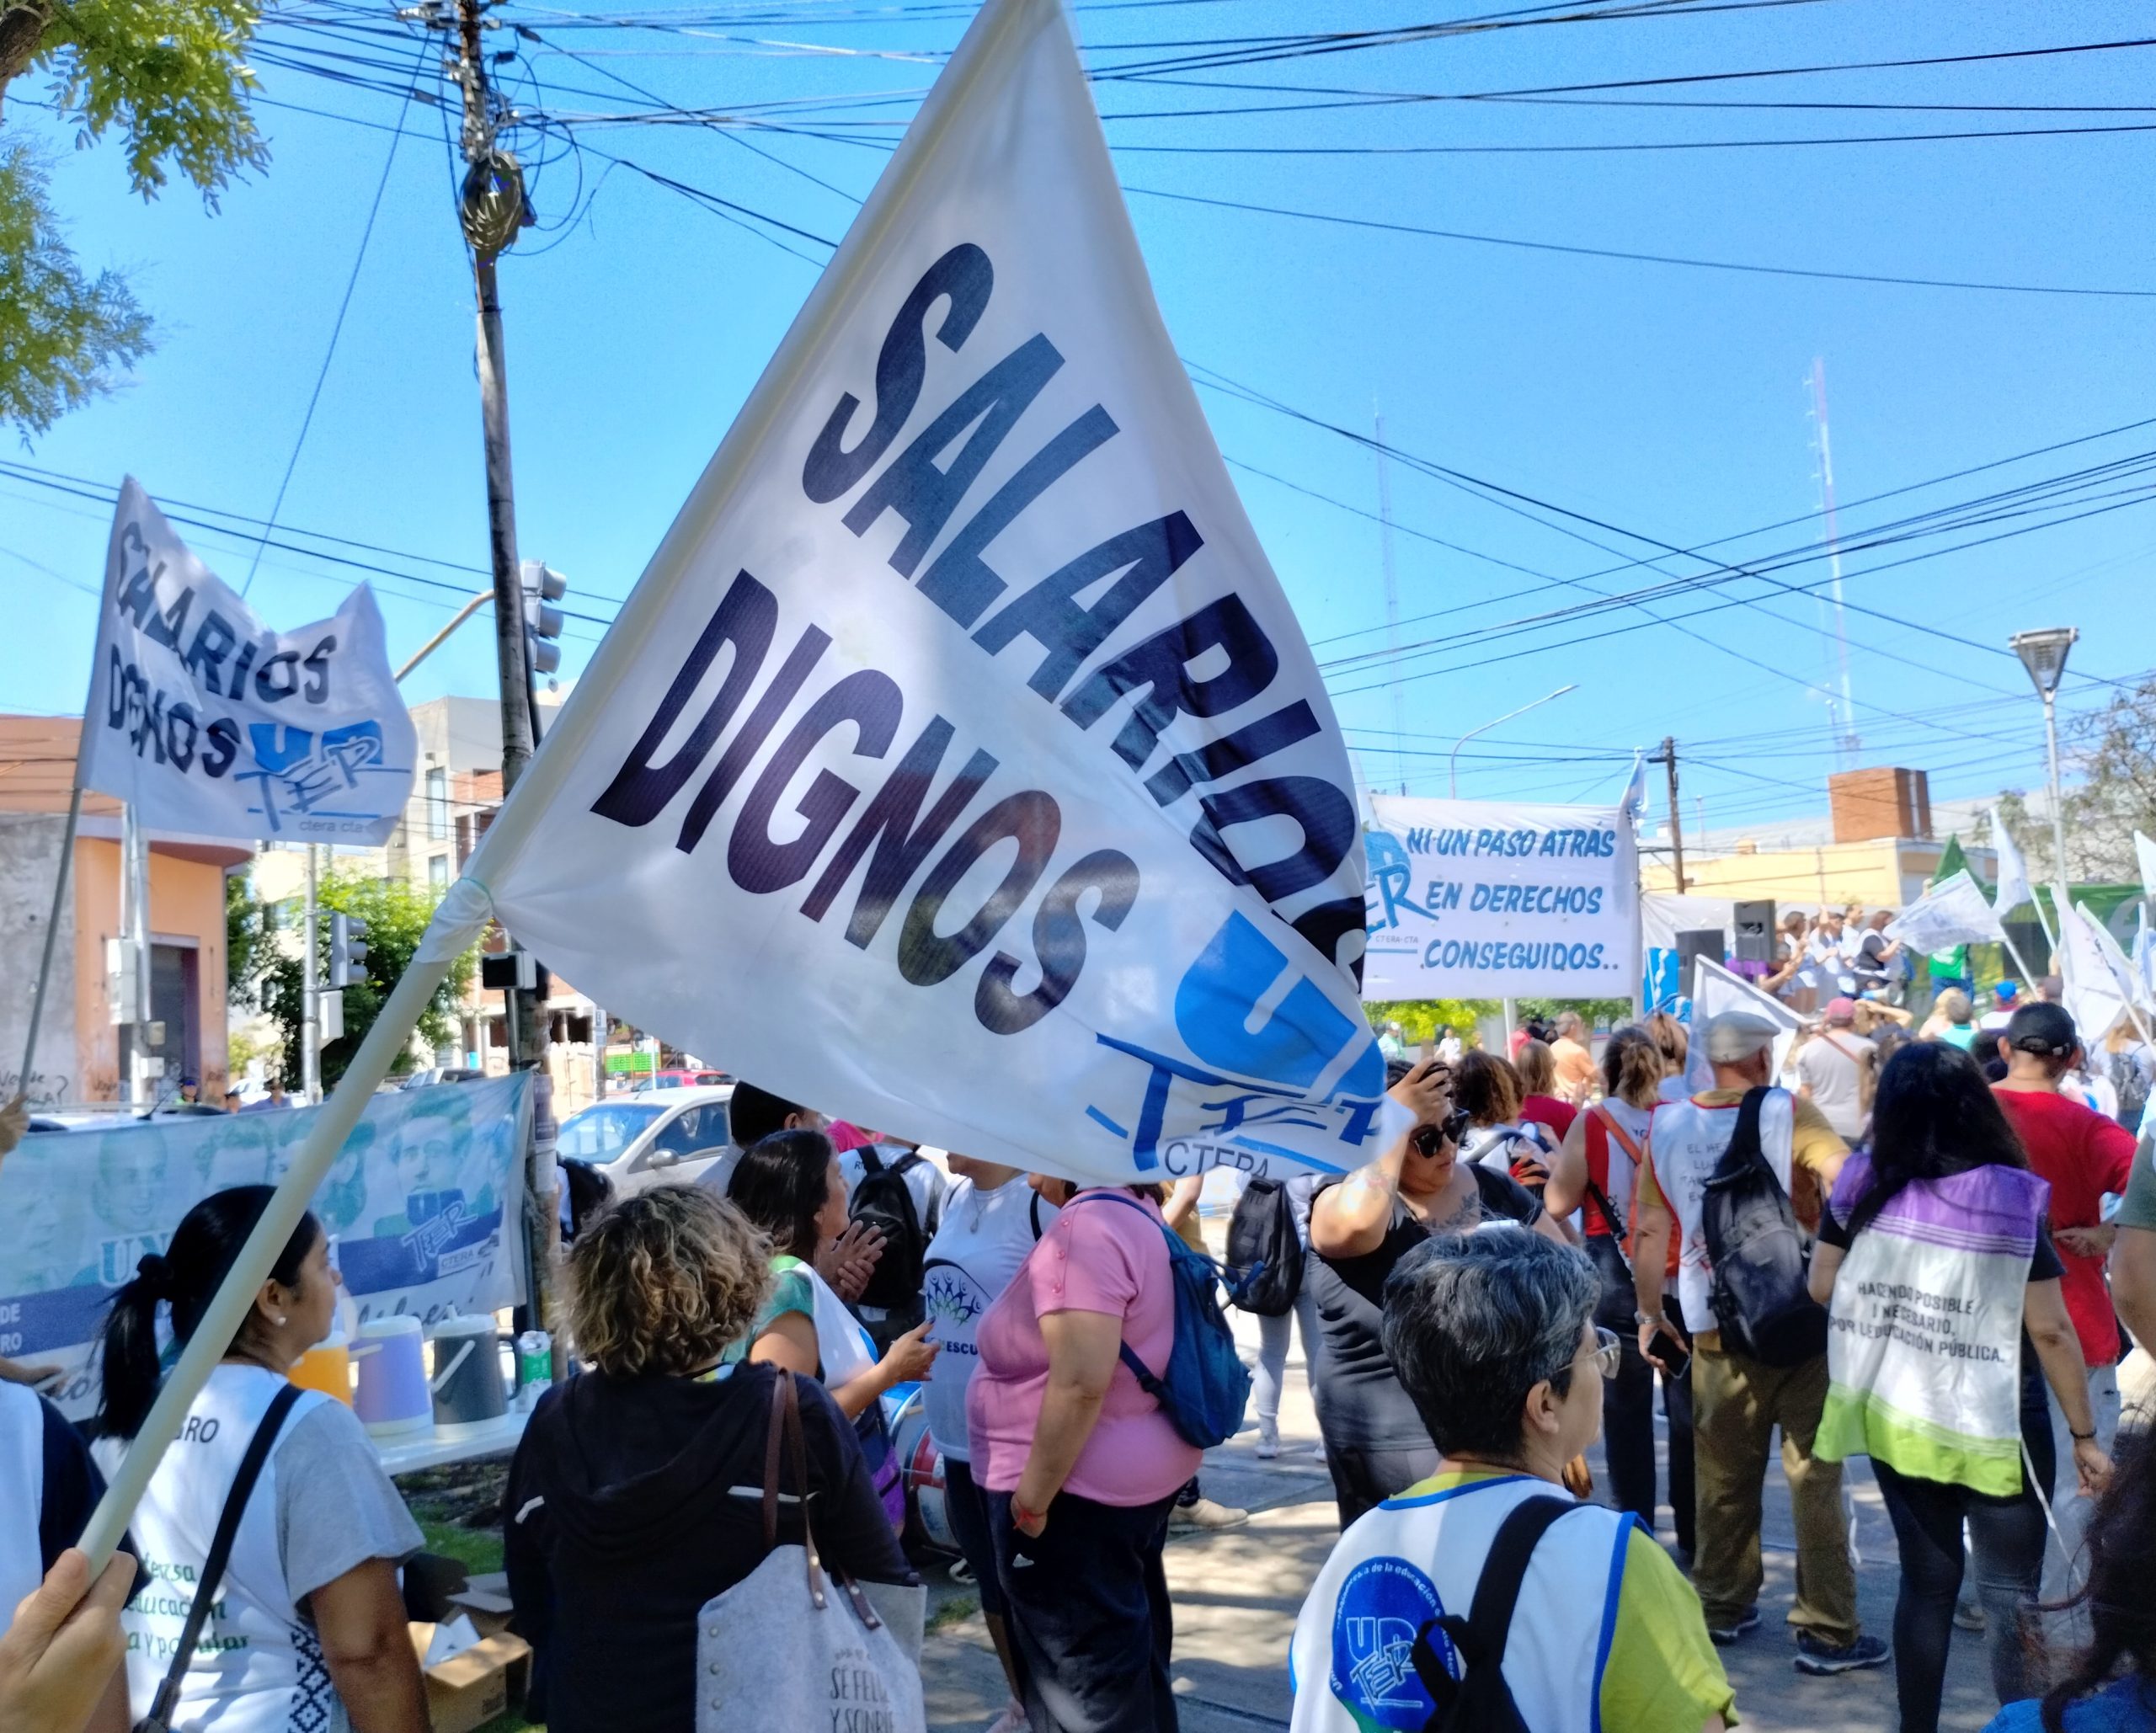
[921,1294,2031,1733]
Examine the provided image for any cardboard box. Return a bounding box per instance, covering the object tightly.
[408,1623,531,1733]
[444,1587,515,1640]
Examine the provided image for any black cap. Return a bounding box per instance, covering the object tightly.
[2004,1001,2078,1058]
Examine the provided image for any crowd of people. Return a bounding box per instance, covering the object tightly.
[7,949,2156,1733]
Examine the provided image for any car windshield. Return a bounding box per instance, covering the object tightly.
[558,1103,664,1160]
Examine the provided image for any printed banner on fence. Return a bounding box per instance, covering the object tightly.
[0,1075,529,1417]
[1362,793,1641,999]
[77,479,419,844]
[429,0,1395,1189]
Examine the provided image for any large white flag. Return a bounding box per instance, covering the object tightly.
[435,0,1391,1183]
[1991,810,2033,920]
[78,480,417,844]
[1684,956,1806,1094]
[2056,888,2130,1043]
[2135,829,2156,894]
[1884,870,2004,954]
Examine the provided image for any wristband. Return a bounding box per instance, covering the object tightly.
[2070,1427,2097,1442]
[1012,1499,1049,1529]
[1635,1310,1666,1330]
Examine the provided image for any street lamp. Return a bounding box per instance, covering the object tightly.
[1449,684,1579,797]
[2009,627,2077,888]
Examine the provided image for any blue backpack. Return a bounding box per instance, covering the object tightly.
[1082,1192,1251,1449]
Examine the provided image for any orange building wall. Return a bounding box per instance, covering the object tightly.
[71,837,232,1101]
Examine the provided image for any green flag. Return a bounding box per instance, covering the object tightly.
[1933,834,1970,890]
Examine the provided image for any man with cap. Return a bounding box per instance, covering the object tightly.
[1632,1011,1886,1675]
[1979,979,2022,1037]
[1796,1000,1871,1142]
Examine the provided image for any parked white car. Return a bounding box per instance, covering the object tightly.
[555,1085,737,1200]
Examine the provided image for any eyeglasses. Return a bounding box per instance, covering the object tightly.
[1590,1327,1622,1381]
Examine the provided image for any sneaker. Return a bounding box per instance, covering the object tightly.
[1170,1496,1249,1531]
[1255,1424,1280,1460]
[1793,1632,1892,1676]
[1953,1600,1986,1633]
[984,1700,1029,1733]
[1706,1608,1760,1646]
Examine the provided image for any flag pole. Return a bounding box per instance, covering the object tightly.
[76,881,488,1568]
[20,781,83,1101]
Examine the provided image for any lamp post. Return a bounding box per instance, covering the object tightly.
[2009,627,2077,889]
[1449,684,1579,797]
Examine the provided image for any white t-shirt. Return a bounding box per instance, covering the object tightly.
[919,1177,1054,1460]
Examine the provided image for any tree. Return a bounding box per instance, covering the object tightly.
[0,0,266,435]
[261,869,481,1090]
[2061,675,2156,881]
[224,864,272,1010]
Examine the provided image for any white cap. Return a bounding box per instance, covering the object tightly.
[1703,1010,1780,1064]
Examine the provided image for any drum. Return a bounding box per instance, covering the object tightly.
[887,1384,956,1555]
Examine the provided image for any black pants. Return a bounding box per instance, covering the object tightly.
[1601,1291,1696,1554]
[1325,1444,1438,1529]
[990,1488,1180,1733]
[1870,1458,2047,1733]
[942,1458,1004,1620]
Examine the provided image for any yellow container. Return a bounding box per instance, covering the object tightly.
[290,1340,354,1405]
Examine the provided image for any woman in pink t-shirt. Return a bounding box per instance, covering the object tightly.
[967,1179,1199,1733]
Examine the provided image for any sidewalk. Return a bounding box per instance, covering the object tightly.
[922,1297,2022,1733]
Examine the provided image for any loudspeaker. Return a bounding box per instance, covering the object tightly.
[1675,930,1725,999]
[1732,899,1777,965]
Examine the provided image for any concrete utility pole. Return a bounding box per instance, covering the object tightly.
[421,0,559,1355]
[1652,736,1686,893]
[302,845,321,1103]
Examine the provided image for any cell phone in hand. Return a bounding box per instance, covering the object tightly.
[1648,1328,1690,1381]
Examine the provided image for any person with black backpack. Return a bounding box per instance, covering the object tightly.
[842,1133,948,1352]
[1630,1011,1889,1678]
[1289,1228,1735,1733]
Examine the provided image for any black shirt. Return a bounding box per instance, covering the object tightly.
[1306,1166,1544,1451]
[504,1361,911,1732]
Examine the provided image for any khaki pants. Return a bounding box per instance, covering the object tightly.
[1692,1341,1860,1646]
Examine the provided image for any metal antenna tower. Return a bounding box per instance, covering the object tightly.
[1806,358,1861,766]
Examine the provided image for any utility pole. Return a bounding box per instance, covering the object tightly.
[301,844,321,1103]
[423,0,560,1359]
[1652,736,1686,893]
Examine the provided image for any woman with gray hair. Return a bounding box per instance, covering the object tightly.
[1289,1229,1735,1733]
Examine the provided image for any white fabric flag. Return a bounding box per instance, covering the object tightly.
[2077,898,2149,1017]
[1684,956,1806,1094]
[2137,905,2156,1005]
[2055,888,2130,1044]
[1884,870,2004,954]
[1991,811,2033,921]
[433,0,1395,1184]
[77,480,417,845]
[2135,829,2156,895]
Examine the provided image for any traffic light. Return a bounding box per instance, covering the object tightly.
[520,559,567,676]
[328,912,370,989]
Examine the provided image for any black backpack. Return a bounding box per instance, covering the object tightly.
[851,1145,937,1313]
[1701,1088,1829,1368]
[1225,1178,1303,1316]
[1409,1496,1579,1732]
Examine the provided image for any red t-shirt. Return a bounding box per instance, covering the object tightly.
[1520,1094,1578,1144]
[1993,1085,2137,1366]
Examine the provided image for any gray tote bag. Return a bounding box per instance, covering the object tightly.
[695,1373,926,1733]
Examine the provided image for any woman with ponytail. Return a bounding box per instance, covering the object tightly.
[92,1186,427,1733]
[1548,1026,1695,1554]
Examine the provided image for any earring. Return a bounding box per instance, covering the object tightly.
[275,1314,288,1326]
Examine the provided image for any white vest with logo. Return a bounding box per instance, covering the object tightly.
[1646,1090,1798,1336]
[1289,1474,1633,1733]
[920,1178,1051,1461]
[0,1382,45,1618]
[94,1364,334,1733]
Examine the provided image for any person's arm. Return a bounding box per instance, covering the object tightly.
[1789,1097,1849,1193]
[1011,1309,1123,1532]
[1542,1112,1591,1219]
[796,1379,914,1585]
[1807,1240,1845,1306]
[751,1311,939,1421]
[307,1559,428,1733]
[503,1422,553,1665]
[1162,1176,1203,1234]
[1310,1059,1451,1259]
[2024,1278,2111,1496]
[1633,1160,1683,1361]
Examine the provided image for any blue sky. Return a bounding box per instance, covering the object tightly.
[5,0,2153,839]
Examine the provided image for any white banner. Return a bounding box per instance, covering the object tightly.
[1992,811,2033,921]
[1684,956,1806,1093]
[78,480,419,844]
[1361,794,1641,1000]
[0,1077,529,1417]
[432,0,1394,1186]
[2136,829,2156,896]
[1885,870,2004,954]
[2056,887,2131,1044]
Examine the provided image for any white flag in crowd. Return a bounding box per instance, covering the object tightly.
[2055,889,2132,1042]
[1884,870,2003,955]
[1991,810,2033,920]
[2135,828,2156,895]
[78,480,418,845]
[438,0,1390,1184]
[2137,906,2156,1005]
[2075,896,2150,1016]
[1684,956,1805,1094]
